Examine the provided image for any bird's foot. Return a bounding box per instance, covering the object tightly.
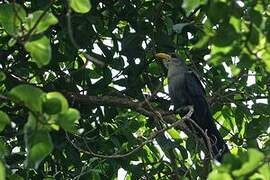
[175,105,194,117]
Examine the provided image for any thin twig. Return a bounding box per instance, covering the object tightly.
[24,3,52,40]
[12,1,25,36]
[183,105,213,161]
[65,106,194,159]
[66,10,105,67]
[0,94,8,101]
[142,92,167,126]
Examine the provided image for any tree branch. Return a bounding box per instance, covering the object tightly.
[65,92,185,127]
[66,10,105,67]
[65,92,214,164]
[65,100,194,159]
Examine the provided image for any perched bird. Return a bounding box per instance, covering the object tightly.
[155,52,229,162]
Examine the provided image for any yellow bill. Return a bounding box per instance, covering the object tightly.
[155,53,171,61]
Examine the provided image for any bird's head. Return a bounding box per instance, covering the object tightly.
[155,52,186,68]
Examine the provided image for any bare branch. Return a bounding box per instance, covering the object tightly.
[65,92,182,126]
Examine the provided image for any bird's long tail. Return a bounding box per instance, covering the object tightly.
[206,122,230,161]
[191,97,229,162]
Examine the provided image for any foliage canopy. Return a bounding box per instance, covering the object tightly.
[0,0,269,179]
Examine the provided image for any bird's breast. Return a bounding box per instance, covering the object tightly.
[168,73,185,96]
[168,70,188,108]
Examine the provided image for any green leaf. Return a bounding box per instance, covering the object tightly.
[26,10,58,34]
[208,171,232,180]
[148,62,162,75]
[213,23,238,47]
[167,128,180,140]
[9,84,44,112]
[249,25,259,45]
[57,108,80,132]
[233,149,265,177]
[0,3,26,35]
[260,49,270,72]
[9,84,45,112]
[266,18,270,42]
[249,9,262,27]
[0,71,6,82]
[211,46,232,56]
[8,174,24,180]
[69,0,91,14]
[43,92,69,114]
[258,164,270,180]
[110,57,125,70]
[206,2,229,24]
[0,138,8,159]
[230,65,241,77]
[24,36,51,67]
[0,161,5,180]
[24,112,37,132]
[0,111,10,132]
[42,97,62,115]
[8,37,17,47]
[230,16,242,33]
[23,112,52,169]
[165,17,174,35]
[182,0,207,16]
[222,153,242,171]
[193,35,210,49]
[25,130,53,169]
[85,69,101,79]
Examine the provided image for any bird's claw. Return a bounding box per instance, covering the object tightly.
[175,105,194,116]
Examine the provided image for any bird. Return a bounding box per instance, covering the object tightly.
[155,52,229,162]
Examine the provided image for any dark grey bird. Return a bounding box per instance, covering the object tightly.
[155,52,229,162]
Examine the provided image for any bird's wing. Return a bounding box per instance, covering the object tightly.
[184,71,206,96]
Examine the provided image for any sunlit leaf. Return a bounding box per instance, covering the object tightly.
[43,98,62,115]
[0,3,26,35]
[57,108,80,132]
[260,48,270,72]
[69,0,91,13]
[23,112,53,169]
[182,0,207,16]
[26,10,58,34]
[8,37,17,47]
[167,128,180,140]
[258,164,270,180]
[24,36,51,67]
[0,111,10,132]
[9,84,45,112]
[25,130,53,169]
[193,35,210,49]
[0,71,5,82]
[43,92,69,114]
[233,149,265,177]
[0,138,8,159]
[0,161,5,180]
[208,171,232,180]
[230,65,241,77]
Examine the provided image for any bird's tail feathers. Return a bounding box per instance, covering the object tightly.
[191,97,229,162]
